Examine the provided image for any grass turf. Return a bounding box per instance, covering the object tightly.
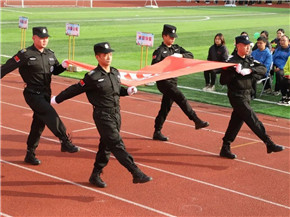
[1,6,289,119]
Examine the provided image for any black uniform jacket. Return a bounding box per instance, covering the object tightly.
[55,65,128,108]
[1,45,65,90]
[151,42,193,84]
[220,53,266,100]
[207,44,229,73]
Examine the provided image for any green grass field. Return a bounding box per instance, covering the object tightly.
[1,6,289,118]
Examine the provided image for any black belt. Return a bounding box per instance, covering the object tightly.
[93,106,120,114]
[25,85,50,94]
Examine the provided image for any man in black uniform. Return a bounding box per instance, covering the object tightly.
[1,27,80,165]
[152,24,209,141]
[219,35,284,159]
[51,42,152,188]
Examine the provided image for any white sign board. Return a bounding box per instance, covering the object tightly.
[66,23,80,36]
[136,32,154,47]
[19,16,28,29]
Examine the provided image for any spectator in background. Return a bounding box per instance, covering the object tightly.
[203,33,229,92]
[272,35,290,96]
[278,56,290,106]
[271,28,285,52]
[252,30,272,51]
[251,36,273,96]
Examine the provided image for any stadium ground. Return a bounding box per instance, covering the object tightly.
[1,71,289,217]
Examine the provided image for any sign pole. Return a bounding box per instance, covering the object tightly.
[145,46,149,66]
[72,36,75,60]
[68,35,71,60]
[140,45,144,69]
[19,16,28,49]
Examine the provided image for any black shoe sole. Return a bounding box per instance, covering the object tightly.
[195,122,209,130]
[219,153,237,159]
[267,146,284,154]
[24,159,41,165]
[133,176,153,184]
[61,147,80,153]
[153,137,168,141]
[89,178,107,188]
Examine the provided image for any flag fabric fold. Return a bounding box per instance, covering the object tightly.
[67,57,236,87]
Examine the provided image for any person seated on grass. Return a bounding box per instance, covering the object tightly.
[272,35,290,96]
[203,33,229,92]
[278,56,290,106]
[251,36,273,96]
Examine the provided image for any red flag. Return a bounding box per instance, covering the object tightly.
[67,57,236,87]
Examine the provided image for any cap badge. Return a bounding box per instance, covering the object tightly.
[172,30,175,33]
[43,29,47,33]
[105,44,109,49]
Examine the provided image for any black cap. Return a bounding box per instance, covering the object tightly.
[94,42,115,54]
[235,35,252,45]
[32,27,50,38]
[162,24,178,38]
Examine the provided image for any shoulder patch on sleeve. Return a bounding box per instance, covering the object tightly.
[14,55,20,63]
[79,79,86,87]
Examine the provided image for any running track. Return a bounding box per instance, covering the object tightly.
[1,72,289,217]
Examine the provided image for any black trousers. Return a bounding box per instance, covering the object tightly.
[274,69,284,92]
[204,70,220,86]
[154,80,196,131]
[23,88,67,150]
[281,77,290,97]
[223,95,269,145]
[93,108,138,174]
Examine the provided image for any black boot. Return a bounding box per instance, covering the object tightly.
[89,169,107,188]
[153,131,169,141]
[60,135,80,153]
[265,139,284,154]
[24,149,41,165]
[192,116,209,130]
[132,170,153,184]
[219,144,237,159]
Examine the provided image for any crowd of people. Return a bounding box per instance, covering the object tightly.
[202,28,290,106]
[0,24,287,188]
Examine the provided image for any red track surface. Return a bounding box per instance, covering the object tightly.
[1,73,289,217]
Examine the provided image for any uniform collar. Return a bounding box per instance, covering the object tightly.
[97,64,114,75]
[31,44,48,54]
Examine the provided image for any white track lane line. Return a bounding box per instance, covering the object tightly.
[1,125,289,210]
[1,99,289,174]
[0,159,176,217]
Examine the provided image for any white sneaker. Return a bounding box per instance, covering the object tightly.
[202,85,210,91]
[207,85,215,92]
[273,91,281,96]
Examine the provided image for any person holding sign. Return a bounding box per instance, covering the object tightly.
[151,24,209,141]
[1,27,80,165]
[51,42,152,188]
